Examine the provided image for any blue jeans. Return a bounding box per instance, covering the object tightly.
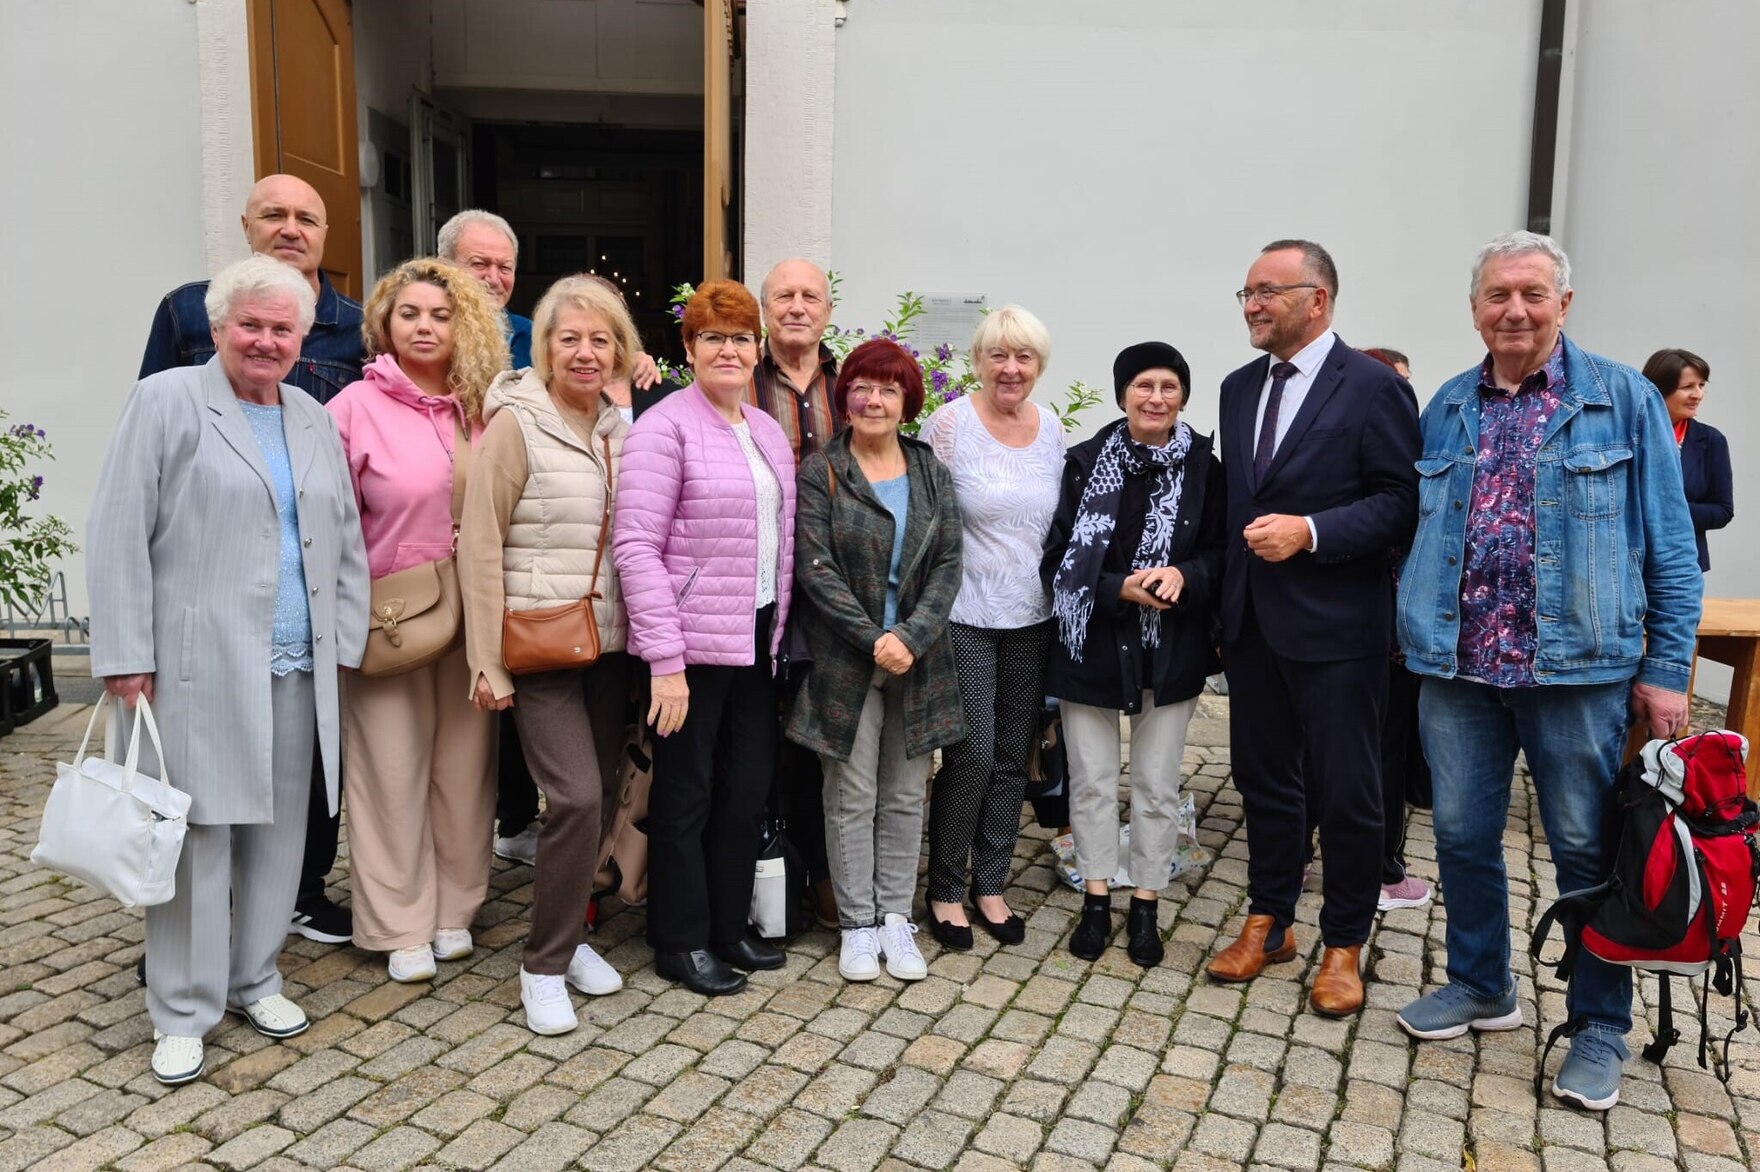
[1419,675,1632,1035]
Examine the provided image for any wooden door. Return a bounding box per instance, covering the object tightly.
[248,0,362,298]
[703,0,735,281]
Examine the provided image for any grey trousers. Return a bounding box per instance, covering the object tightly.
[820,668,932,928]
[146,671,313,1036]
[1063,692,1197,892]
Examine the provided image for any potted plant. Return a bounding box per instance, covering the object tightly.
[1,412,74,733]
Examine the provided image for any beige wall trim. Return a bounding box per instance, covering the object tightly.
[196,0,256,274]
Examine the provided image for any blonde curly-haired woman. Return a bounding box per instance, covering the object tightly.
[327,258,510,982]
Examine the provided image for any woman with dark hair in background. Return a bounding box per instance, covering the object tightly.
[1643,348,1733,573]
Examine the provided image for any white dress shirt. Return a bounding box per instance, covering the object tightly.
[1251,329,1336,552]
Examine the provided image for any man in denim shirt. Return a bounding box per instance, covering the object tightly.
[1394,232,1701,1112]
[136,173,364,948]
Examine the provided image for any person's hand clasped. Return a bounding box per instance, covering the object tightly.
[104,673,155,708]
[472,673,513,713]
[1630,681,1689,739]
[631,351,662,391]
[1244,513,1312,562]
[1120,569,1173,610]
[874,632,915,675]
[648,671,690,736]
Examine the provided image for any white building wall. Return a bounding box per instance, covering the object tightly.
[1560,0,1760,703]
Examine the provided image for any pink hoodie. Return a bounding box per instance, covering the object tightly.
[327,354,479,580]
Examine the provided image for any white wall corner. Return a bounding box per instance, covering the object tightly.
[742,0,837,292]
[1548,0,1581,241]
[196,0,256,274]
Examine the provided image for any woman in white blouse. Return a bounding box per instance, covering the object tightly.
[919,306,1065,949]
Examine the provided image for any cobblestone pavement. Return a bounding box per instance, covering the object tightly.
[2,694,1758,1172]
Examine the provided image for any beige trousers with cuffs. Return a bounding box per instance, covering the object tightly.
[344,645,496,950]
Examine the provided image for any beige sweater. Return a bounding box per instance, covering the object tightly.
[459,369,628,700]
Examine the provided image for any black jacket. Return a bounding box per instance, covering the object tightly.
[1679,418,1733,572]
[1039,421,1225,711]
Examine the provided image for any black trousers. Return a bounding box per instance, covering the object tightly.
[296,749,339,907]
[646,606,777,953]
[777,676,829,882]
[495,708,540,834]
[1224,604,1386,947]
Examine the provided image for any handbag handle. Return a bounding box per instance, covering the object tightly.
[449,413,471,553]
[76,693,169,795]
[583,434,614,601]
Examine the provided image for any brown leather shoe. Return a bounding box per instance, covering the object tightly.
[810,879,839,930]
[1205,914,1298,983]
[1308,944,1365,1017]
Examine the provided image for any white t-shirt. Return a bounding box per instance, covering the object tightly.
[921,395,1065,629]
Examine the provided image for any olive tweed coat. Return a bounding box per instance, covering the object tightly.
[787,431,966,761]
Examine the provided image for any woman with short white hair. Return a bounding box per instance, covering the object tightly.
[88,254,369,1085]
[919,305,1065,949]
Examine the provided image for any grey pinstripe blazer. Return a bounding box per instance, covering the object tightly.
[87,358,370,824]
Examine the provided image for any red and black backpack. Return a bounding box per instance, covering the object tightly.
[1531,731,1759,1083]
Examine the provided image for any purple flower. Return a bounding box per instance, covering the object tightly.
[935,344,953,362]
[943,389,959,403]
[27,475,43,500]
[669,305,685,321]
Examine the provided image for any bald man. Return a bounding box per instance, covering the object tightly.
[137,173,366,949]
[140,174,365,406]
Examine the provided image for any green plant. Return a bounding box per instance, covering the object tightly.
[0,412,77,617]
[657,282,1102,435]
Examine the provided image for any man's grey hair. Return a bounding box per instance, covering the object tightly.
[1471,230,1571,299]
[438,209,519,267]
[205,254,316,333]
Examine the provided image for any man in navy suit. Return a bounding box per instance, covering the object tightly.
[1203,240,1420,1016]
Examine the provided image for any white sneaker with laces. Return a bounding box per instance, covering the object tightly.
[151,1034,204,1085]
[234,993,309,1038]
[432,929,474,961]
[565,942,623,996]
[388,944,438,983]
[877,914,928,981]
[839,926,881,981]
[494,823,541,865]
[521,967,578,1035]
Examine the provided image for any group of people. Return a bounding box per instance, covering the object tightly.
[88,175,1725,1116]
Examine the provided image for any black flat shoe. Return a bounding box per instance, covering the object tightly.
[654,949,747,996]
[713,936,786,972]
[1068,893,1112,961]
[925,898,973,951]
[1126,896,1164,967]
[970,885,1026,945]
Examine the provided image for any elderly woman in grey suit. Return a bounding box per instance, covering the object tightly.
[87,254,369,1087]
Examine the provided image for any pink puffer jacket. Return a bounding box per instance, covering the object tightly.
[613,382,796,676]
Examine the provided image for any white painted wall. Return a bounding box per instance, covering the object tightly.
[745,0,838,283]
[0,1,226,621]
[815,0,1540,445]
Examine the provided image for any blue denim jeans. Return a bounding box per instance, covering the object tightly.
[1419,675,1632,1035]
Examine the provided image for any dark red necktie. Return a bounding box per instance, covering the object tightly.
[1253,361,1300,482]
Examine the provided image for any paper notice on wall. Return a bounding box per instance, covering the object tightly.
[910,294,988,352]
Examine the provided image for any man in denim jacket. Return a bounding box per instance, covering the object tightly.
[136,173,364,948]
[139,174,364,407]
[1394,231,1701,1112]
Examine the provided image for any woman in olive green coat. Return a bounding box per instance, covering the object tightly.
[788,338,964,984]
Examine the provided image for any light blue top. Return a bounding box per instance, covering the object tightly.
[872,474,910,630]
[240,401,314,674]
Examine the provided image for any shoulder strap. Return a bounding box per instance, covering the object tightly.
[450,413,471,546]
[585,434,613,599]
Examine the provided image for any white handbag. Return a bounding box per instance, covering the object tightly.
[31,694,190,908]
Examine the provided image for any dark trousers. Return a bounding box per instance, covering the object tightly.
[495,709,540,834]
[1224,604,1386,947]
[646,607,777,953]
[777,676,829,882]
[296,749,339,907]
[927,621,1049,903]
[1302,661,1428,885]
[513,654,632,973]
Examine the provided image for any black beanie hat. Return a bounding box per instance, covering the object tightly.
[1112,342,1191,407]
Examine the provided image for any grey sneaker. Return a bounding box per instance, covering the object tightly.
[1551,1030,1628,1111]
[1396,981,1522,1040]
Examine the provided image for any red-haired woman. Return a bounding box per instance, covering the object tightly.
[612,279,797,997]
[787,339,966,983]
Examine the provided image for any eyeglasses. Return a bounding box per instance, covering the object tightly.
[847,383,903,405]
[1234,283,1319,306]
[694,331,758,351]
[1126,380,1183,400]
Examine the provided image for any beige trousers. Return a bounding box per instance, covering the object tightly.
[344,645,496,950]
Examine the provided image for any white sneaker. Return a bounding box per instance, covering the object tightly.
[520,967,578,1035]
[432,929,474,961]
[839,926,881,981]
[151,1034,204,1085]
[388,944,438,983]
[877,914,928,981]
[565,943,623,996]
[234,993,309,1038]
[494,823,541,865]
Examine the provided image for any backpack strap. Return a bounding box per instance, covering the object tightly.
[1537,1015,1589,1102]
[1530,883,1612,982]
[1641,975,1682,1067]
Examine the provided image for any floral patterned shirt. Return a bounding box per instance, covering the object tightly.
[1455,340,1566,687]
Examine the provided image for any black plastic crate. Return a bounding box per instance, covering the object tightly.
[0,638,57,736]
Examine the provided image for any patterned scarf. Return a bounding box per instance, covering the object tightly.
[1051,420,1193,661]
